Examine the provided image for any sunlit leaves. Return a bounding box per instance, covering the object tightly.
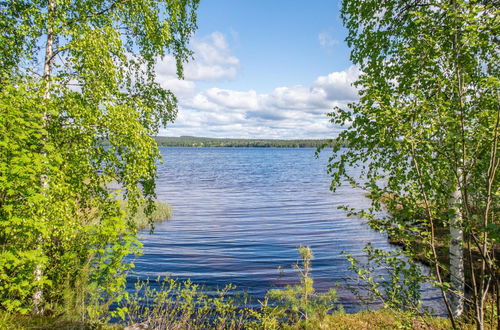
[0,0,199,315]
[326,0,499,322]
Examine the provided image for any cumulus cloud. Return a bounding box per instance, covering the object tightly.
[160,65,360,139]
[159,78,197,99]
[178,65,358,109]
[313,65,360,101]
[156,32,239,84]
[204,89,259,110]
[153,31,359,139]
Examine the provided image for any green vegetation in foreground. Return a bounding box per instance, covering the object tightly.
[0,247,459,330]
[0,0,199,319]
[0,309,455,330]
[322,0,499,328]
[152,136,336,148]
[300,310,454,330]
[370,193,500,302]
[1,0,497,328]
[121,200,172,230]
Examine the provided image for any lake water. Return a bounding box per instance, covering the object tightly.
[129,147,443,312]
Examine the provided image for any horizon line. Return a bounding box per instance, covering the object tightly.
[155,135,333,141]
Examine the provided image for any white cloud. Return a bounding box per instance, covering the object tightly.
[154,31,359,139]
[159,78,197,99]
[156,32,239,84]
[204,88,259,110]
[187,94,222,111]
[318,30,339,49]
[313,65,360,101]
[263,85,328,111]
[160,65,360,139]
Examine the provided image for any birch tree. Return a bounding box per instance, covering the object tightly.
[0,0,199,317]
[327,1,498,328]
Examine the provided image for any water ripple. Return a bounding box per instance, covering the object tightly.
[129,147,444,313]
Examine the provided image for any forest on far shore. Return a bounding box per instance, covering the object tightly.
[152,136,335,148]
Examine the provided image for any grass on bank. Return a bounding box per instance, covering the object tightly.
[0,246,462,330]
[120,200,172,230]
[0,309,457,330]
[294,310,455,330]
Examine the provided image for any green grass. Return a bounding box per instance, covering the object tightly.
[1,309,461,330]
[0,312,120,329]
[299,310,458,330]
[120,200,172,230]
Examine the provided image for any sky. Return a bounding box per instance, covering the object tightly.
[157,0,358,139]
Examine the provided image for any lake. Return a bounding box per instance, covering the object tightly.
[129,147,443,312]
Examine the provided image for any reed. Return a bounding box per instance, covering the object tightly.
[120,200,173,230]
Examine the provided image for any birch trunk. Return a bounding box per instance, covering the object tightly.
[449,0,465,320]
[449,184,465,319]
[33,0,55,314]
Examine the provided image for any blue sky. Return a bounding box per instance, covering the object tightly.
[158,0,358,139]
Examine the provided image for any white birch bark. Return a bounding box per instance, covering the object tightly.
[449,184,465,319]
[33,0,55,314]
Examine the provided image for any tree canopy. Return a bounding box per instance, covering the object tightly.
[0,0,199,317]
[326,0,498,328]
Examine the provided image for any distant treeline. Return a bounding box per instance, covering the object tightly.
[153,136,338,148]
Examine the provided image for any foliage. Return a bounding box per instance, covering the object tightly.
[0,282,457,329]
[247,298,283,330]
[325,0,499,327]
[343,244,428,314]
[117,278,254,329]
[0,308,457,330]
[301,309,455,330]
[1,83,137,318]
[0,311,122,330]
[117,247,340,329]
[0,0,199,317]
[267,246,340,322]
